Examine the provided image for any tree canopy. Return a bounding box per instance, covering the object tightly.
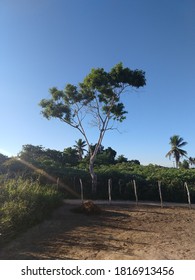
[39,62,146,193]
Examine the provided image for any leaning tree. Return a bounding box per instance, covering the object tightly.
[39,62,146,193]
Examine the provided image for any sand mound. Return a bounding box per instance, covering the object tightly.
[71,200,101,215]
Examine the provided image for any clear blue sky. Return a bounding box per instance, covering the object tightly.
[0,0,195,166]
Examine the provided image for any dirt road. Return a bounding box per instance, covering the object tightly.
[0,202,194,260]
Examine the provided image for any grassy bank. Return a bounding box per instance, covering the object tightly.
[0,178,63,245]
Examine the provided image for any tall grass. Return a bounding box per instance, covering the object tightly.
[0,178,63,245]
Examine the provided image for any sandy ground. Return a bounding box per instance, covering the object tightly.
[0,202,194,260]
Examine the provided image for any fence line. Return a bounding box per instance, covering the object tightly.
[73,178,193,209]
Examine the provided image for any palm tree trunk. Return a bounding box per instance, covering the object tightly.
[175,154,180,168]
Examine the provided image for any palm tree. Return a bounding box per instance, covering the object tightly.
[188,157,195,166]
[166,135,188,168]
[74,139,87,160]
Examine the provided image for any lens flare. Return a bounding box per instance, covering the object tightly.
[17,158,80,198]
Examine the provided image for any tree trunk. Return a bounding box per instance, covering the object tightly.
[175,154,180,168]
[88,129,106,194]
[89,158,97,194]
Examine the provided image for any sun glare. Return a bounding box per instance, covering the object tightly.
[18,158,80,198]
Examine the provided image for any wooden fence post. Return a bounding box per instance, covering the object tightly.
[158,180,163,208]
[79,178,84,203]
[133,179,138,206]
[56,177,59,190]
[118,179,122,195]
[73,176,76,189]
[108,178,112,204]
[184,182,191,209]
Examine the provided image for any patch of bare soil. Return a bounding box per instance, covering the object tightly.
[0,202,194,260]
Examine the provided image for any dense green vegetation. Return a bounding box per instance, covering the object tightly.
[94,163,195,202]
[1,143,195,203]
[0,178,62,245]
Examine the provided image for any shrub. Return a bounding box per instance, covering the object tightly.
[0,178,62,245]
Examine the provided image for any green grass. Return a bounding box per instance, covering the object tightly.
[0,178,63,245]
